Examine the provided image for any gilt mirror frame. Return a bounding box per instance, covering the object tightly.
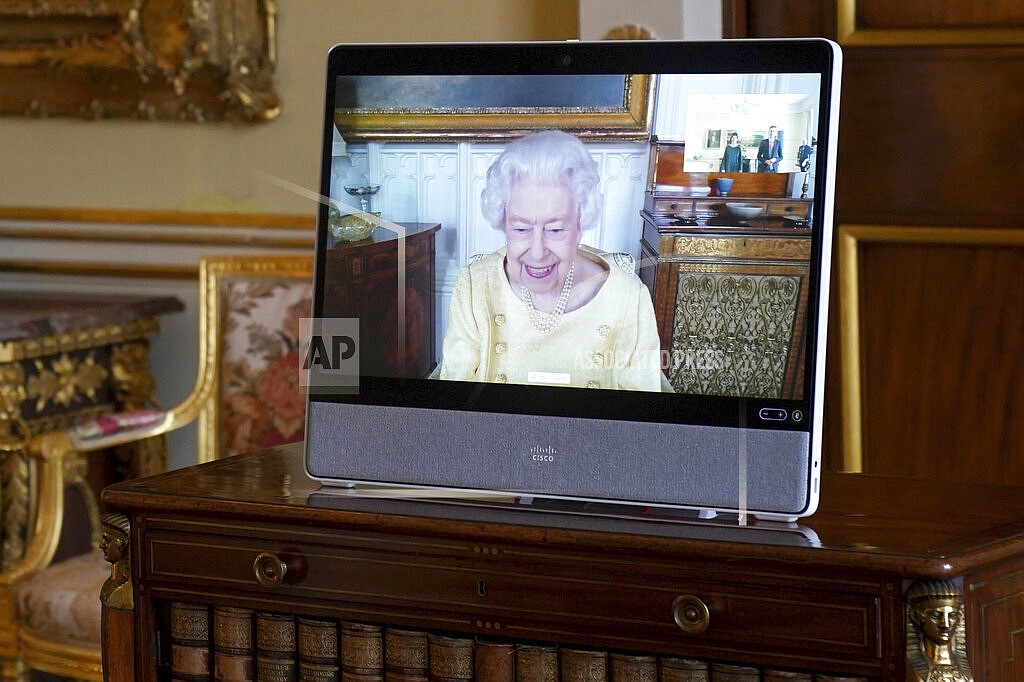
[0,0,280,122]
[333,73,654,142]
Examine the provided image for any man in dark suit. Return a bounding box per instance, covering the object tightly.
[756,125,783,173]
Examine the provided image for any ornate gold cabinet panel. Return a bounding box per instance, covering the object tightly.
[639,209,812,399]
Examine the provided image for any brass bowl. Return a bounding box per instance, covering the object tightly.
[329,208,379,242]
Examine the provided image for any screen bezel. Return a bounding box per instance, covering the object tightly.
[307,39,842,519]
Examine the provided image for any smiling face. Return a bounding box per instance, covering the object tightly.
[503,178,582,297]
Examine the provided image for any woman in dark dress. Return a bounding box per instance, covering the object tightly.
[719,132,744,172]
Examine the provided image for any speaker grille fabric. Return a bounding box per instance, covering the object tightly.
[305,403,811,515]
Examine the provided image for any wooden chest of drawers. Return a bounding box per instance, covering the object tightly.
[101,444,1024,681]
[319,222,439,379]
[139,515,883,670]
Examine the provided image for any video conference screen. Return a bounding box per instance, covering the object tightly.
[314,64,829,429]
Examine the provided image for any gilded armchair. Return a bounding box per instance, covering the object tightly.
[0,254,314,681]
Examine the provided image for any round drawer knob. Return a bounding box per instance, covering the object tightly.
[253,552,288,588]
[672,594,710,635]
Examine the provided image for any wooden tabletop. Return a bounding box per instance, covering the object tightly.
[0,291,183,342]
[103,442,1024,579]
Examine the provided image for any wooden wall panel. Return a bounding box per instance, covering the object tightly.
[726,0,835,41]
[836,47,1024,228]
[850,232,1024,484]
[856,0,1024,30]
[967,558,1024,682]
[731,1,1024,483]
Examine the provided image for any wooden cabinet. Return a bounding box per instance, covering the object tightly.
[640,136,815,399]
[102,444,1024,681]
[638,207,812,399]
[320,222,440,379]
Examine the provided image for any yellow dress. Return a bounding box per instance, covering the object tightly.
[438,247,668,392]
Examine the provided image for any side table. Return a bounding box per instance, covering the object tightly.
[0,291,183,566]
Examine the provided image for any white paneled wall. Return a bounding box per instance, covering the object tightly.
[332,139,650,358]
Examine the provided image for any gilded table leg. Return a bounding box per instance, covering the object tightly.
[111,341,167,477]
[129,435,167,479]
[0,364,29,574]
[0,451,30,573]
[0,659,28,682]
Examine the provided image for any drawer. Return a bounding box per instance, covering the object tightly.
[694,198,733,214]
[768,201,811,218]
[143,524,884,670]
[648,197,698,215]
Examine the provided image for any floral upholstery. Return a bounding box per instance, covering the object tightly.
[218,275,313,456]
[14,551,107,648]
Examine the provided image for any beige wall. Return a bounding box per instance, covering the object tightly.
[0,1,722,471]
[0,1,578,471]
[0,0,578,216]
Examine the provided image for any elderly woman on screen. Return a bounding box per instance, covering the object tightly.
[437,130,668,392]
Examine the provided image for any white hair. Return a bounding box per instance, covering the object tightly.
[480,130,602,231]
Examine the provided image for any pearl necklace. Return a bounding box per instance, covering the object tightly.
[519,262,574,334]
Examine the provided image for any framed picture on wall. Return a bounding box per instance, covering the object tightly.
[0,0,279,122]
[333,72,654,142]
[741,130,766,148]
[705,128,723,148]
